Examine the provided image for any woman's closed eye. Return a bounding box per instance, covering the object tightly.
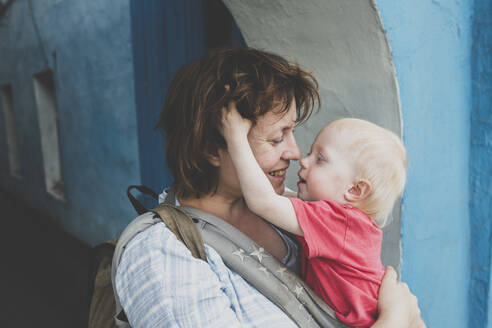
[270,136,284,144]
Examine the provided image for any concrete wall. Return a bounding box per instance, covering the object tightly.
[377,1,472,327]
[0,0,140,245]
[470,0,492,326]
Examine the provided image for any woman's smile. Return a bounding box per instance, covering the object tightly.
[269,168,287,177]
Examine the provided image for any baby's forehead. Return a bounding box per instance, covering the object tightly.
[316,122,357,144]
[314,121,379,158]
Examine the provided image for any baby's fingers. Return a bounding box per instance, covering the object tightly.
[225,102,243,122]
[219,105,233,134]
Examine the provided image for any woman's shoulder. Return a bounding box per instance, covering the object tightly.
[121,219,206,262]
[118,217,229,273]
[123,220,169,252]
[115,220,219,293]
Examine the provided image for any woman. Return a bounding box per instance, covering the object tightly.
[114,47,424,327]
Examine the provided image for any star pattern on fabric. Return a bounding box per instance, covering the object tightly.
[276,267,287,278]
[258,266,270,277]
[232,248,247,261]
[297,297,306,310]
[250,245,270,263]
[294,284,303,298]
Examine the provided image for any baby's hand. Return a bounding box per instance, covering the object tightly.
[221,102,252,141]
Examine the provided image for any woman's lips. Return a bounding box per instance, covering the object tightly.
[268,168,287,182]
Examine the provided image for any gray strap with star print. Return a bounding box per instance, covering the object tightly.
[180,205,352,328]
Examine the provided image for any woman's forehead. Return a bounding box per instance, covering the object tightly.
[255,101,297,132]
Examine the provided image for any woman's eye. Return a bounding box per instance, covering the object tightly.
[271,137,284,144]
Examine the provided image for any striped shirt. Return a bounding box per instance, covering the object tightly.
[115,218,300,327]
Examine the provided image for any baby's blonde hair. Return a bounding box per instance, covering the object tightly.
[331,118,407,227]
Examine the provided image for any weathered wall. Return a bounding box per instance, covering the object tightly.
[0,0,140,245]
[470,0,492,326]
[223,0,403,271]
[377,1,472,327]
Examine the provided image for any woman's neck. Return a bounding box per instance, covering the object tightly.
[179,192,250,227]
[179,191,288,260]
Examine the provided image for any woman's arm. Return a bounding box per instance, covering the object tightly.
[221,104,303,235]
[372,267,426,328]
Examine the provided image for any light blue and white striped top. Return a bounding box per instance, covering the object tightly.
[115,192,300,327]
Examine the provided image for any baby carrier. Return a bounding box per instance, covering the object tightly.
[88,185,352,328]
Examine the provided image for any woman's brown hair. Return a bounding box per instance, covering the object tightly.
[156,47,320,200]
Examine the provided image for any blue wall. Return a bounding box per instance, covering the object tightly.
[471,0,492,326]
[0,0,245,245]
[377,1,472,327]
[130,0,206,206]
[130,0,244,210]
[0,0,141,245]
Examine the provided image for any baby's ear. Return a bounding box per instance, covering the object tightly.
[344,179,372,203]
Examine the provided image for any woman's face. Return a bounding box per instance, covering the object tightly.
[216,100,301,198]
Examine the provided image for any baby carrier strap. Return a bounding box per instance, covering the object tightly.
[180,204,351,328]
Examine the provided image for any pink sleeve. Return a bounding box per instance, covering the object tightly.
[289,198,349,259]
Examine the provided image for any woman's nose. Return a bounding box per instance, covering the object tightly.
[282,134,301,160]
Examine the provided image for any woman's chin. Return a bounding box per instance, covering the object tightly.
[270,178,285,195]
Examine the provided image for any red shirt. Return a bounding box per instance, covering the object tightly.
[290,198,385,327]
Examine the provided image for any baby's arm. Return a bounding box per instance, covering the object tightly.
[221,104,303,236]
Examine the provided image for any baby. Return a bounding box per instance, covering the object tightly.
[221,104,407,327]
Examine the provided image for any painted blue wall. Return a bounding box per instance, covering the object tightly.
[471,0,492,326]
[377,1,472,327]
[0,0,141,245]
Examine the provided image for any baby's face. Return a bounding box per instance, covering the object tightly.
[297,124,358,203]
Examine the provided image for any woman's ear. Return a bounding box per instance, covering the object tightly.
[344,179,372,203]
[206,148,226,167]
[206,153,221,167]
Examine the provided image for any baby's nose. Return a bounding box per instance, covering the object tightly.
[299,157,308,168]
